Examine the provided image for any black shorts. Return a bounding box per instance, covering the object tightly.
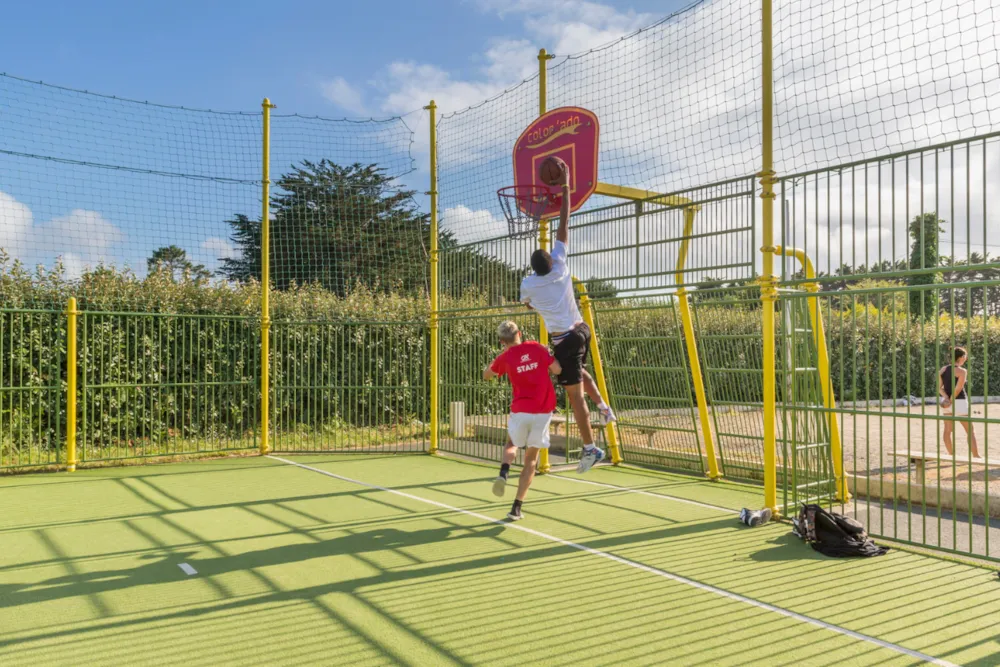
[552,322,590,386]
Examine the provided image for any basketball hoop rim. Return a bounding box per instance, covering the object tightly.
[497,184,560,239]
[496,184,559,219]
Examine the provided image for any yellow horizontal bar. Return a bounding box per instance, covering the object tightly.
[774,245,815,280]
[595,182,697,209]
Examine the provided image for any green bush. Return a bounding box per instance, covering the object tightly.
[4,254,1000,466]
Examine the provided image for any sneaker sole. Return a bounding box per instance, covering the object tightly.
[576,456,601,474]
[492,477,506,498]
[506,512,523,521]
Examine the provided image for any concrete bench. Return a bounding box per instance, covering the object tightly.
[891,450,993,484]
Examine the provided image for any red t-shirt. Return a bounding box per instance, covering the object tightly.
[490,341,556,414]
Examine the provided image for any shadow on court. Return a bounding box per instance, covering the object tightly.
[0,524,507,610]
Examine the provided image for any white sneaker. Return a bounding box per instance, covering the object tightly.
[492,476,507,497]
[598,405,617,426]
[577,446,605,474]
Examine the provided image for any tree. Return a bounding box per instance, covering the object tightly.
[690,277,760,309]
[906,212,943,319]
[940,252,1000,317]
[221,161,430,295]
[436,232,526,305]
[217,215,261,284]
[841,278,907,314]
[147,245,209,282]
[582,277,619,300]
[222,160,532,301]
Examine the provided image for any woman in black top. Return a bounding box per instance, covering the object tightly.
[938,347,981,458]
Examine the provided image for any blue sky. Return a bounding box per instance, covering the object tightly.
[2,0,998,284]
[0,0,687,119]
[0,0,694,279]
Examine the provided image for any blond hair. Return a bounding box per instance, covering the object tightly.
[497,320,520,344]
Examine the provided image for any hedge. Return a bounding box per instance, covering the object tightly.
[3,257,1000,462]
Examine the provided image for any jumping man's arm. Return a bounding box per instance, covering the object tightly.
[556,163,570,244]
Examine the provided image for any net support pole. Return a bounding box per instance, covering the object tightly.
[427,100,440,455]
[775,246,849,502]
[537,47,554,474]
[66,297,78,472]
[759,0,779,514]
[676,207,721,479]
[575,280,622,465]
[260,98,274,456]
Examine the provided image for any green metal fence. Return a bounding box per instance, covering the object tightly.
[77,311,259,463]
[0,309,66,469]
[436,310,538,466]
[1,308,431,468]
[691,286,766,480]
[779,132,1000,561]
[271,320,428,453]
[593,297,705,473]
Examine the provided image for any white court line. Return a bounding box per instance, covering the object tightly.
[551,471,739,514]
[178,563,197,576]
[269,455,956,667]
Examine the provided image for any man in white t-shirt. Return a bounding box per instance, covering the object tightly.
[520,159,617,473]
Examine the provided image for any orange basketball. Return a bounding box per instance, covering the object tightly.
[539,157,566,186]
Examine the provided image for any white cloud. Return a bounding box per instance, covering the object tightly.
[47,209,123,252]
[0,194,125,278]
[0,191,34,257]
[56,253,89,281]
[201,236,236,260]
[314,0,1000,288]
[378,62,505,117]
[320,76,368,116]
[197,236,237,272]
[370,1,653,117]
[441,205,505,243]
[476,0,653,55]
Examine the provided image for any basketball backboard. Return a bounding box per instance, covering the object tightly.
[512,107,599,219]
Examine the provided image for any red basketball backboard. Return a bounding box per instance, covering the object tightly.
[512,107,599,219]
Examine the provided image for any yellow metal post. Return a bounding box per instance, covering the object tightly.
[675,207,721,479]
[775,247,849,502]
[760,0,779,514]
[575,280,622,464]
[66,298,78,472]
[260,98,274,455]
[427,100,440,455]
[537,48,554,474]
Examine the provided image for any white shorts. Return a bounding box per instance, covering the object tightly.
[946,399,970,416]
[507,413,552,450]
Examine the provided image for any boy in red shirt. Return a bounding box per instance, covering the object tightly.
[483,320,561,521]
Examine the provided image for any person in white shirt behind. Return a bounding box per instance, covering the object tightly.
[520,158,616,473]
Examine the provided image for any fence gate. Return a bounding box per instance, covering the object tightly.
[779,291,838,511]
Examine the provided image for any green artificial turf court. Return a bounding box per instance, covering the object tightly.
[1,453,998,666]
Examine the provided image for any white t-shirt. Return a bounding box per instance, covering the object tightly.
[520,241,583,334]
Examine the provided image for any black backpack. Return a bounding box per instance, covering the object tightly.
[794,504,889,558]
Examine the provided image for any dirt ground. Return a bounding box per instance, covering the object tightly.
[612,402,1000,495]
[455,403,1000,489]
